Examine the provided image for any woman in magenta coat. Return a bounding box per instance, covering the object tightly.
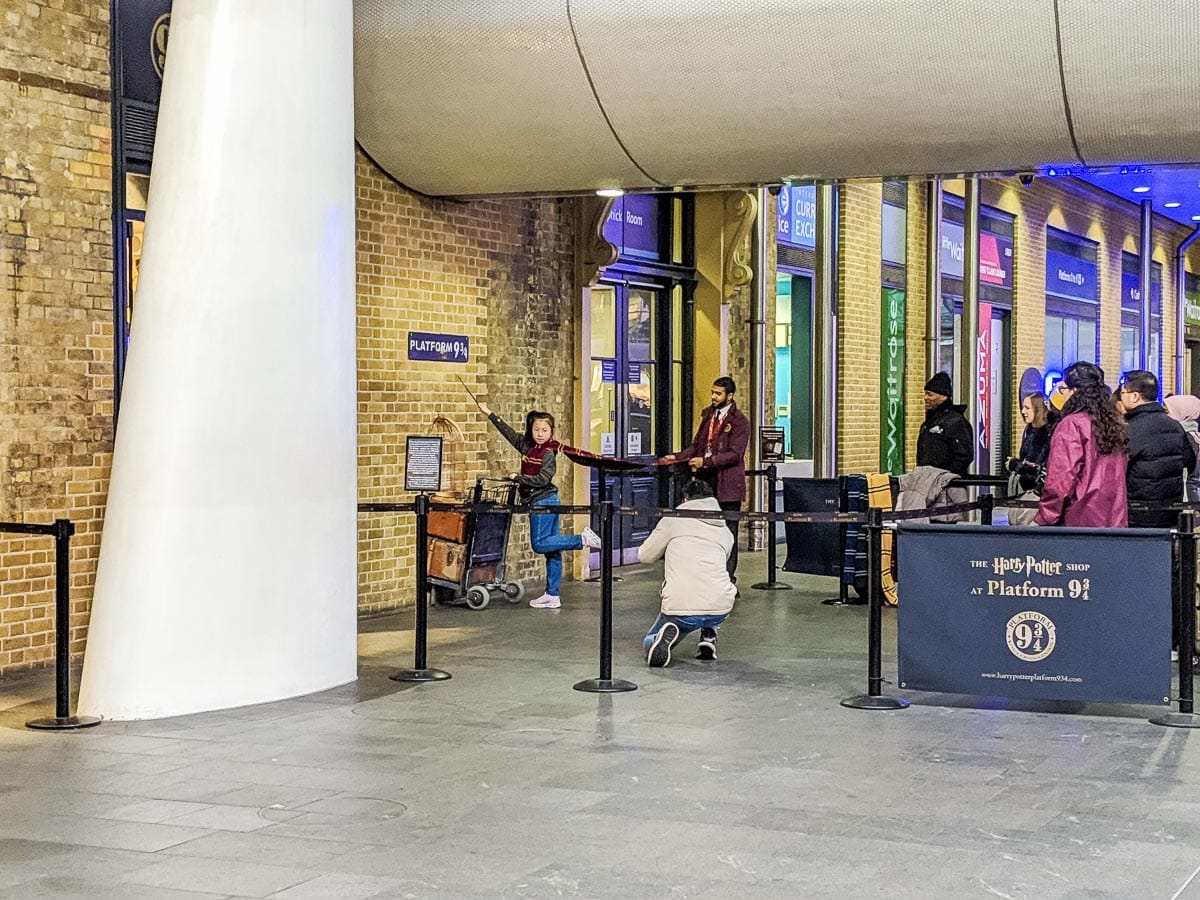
[1035,361,1129,527]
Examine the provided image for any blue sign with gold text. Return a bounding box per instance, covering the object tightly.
[897,525,1171,705]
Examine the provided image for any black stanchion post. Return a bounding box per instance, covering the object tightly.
[575,500,637,694]
[585,471,622,584]
[980,493,994,526]
[1153,509,1200,727]
[841,508,909,711]
[752,464,791,592]
[391,493,451,684]
[27,519,99,730]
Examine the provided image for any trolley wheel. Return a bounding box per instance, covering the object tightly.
[502,582,524,604]
[465,585,491,610]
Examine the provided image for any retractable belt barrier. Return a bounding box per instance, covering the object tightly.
[358,493,977,695]
[0,519,100,732]
[361,491,1196,726]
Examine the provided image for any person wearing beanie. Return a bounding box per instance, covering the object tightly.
[916,371,974,477]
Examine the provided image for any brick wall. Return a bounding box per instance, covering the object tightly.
[0,1,114,673]
[837,182,884,473]
[356,151,579,613]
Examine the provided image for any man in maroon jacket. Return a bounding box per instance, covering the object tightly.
[659,376,750,581]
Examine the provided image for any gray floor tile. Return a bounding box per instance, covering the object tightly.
[1,552,1198,896]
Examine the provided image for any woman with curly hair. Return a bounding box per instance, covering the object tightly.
[1035,361,1129,527]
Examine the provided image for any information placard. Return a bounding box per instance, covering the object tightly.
[897,525,1172,705]
[760,427,786,463]
[405,436,443,493]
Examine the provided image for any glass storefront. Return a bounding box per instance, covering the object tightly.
[937,195,1015,473]
[593,193,693,563]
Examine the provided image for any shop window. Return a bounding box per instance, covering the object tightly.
[1044,228,1100,373]
[1119,252,1162,379]
[774,272,813,459]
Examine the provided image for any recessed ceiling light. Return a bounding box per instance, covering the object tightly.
[1132,186,1151,193]
[595,188,625,198]
[1165,201,1181,208]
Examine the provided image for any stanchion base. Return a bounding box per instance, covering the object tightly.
[1149,711,1200,728]
[573,678,638,694]
[389,669,452,683]
[750,581,793,591]
[822,597,866,606]
[584,575,623,584]
[840,694,910,711]
[26,715,101,731]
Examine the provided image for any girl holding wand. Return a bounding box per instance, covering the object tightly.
[476,400,601,609]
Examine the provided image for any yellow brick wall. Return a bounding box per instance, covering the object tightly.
[0,1,114,673]
[837,182,884,473]
[356,152,579,613]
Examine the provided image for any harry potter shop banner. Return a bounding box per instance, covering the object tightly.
[897,525,1172,705]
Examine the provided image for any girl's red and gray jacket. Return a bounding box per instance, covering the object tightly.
[489,413,560,503]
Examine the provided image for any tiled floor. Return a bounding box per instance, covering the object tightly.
[1,554,1199,898]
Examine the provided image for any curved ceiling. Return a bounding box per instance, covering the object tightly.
[354,0,1200,197]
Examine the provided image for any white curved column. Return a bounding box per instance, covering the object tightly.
[80,0,357,719]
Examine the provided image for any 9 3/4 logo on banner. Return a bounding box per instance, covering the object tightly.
[1006,611,1057,662]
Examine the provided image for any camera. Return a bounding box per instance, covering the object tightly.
[1006,457,1045,492]
[1006,457,1038,476]
[767,185,783,196]
[1017,172,1035,187]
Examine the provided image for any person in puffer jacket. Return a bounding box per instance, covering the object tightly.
[638,479,737,667]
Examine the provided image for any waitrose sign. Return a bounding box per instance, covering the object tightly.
[880,288,905,475]
[1186,273,1200,329]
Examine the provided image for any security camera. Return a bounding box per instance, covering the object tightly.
[1018,172,1035,187]
[767,185,783,196]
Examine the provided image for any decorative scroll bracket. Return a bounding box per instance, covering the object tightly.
[577,195,619,288]
[723,190,757,299]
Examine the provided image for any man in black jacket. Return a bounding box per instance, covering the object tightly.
[917,372,974,477]
[1121,370,1196,529]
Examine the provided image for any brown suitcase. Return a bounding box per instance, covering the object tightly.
[428,508,469,543]
[428,537,466,582]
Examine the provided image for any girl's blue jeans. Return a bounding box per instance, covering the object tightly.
[530,492,582,595]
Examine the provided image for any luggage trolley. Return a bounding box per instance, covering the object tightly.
[427,477,524,610]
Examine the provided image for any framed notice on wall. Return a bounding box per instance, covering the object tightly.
[405,436,443,492]
[761,427,786,463]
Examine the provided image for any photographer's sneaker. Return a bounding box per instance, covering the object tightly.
[647,622,679,668]
[580,527,602,549]
[696,629,718,661]
[530,594,561,609]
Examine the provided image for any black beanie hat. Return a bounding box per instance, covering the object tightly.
[924,372,953,398]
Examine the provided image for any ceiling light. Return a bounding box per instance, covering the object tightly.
[1192,214,1200,222]
[1132,186,1150,193]
[1165,201,1181,208]
[595,188,625,198]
